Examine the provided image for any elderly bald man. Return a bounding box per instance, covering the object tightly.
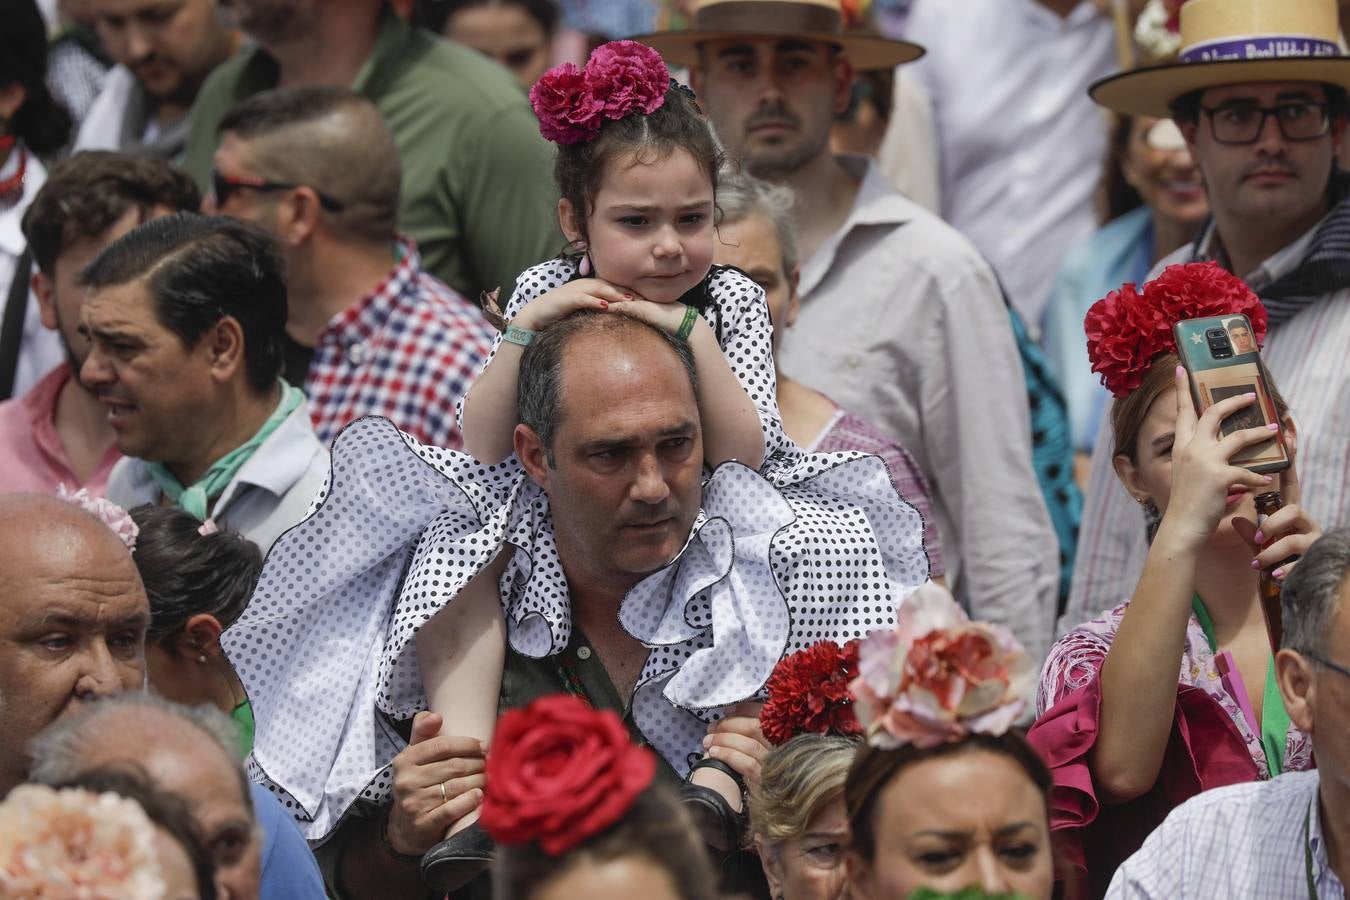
[0,492,148,797]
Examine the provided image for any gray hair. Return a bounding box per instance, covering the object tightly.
[28,692,253,814]
[715,168,799,275]
[1281,527,1350,656]
[517,310,698,466]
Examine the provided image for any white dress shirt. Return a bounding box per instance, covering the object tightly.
[779,154,1059,661]
[1108,770,1345,899]
[902,0,1117,326]
[0,149,60,400]
[1064,222,1350,631]
[106,400,330,552]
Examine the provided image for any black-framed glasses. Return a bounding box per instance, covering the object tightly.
[1302,650,1350,680]
[1200,102,1331,145]
[211,170,346,213]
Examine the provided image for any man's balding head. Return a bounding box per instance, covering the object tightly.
[214,85,401,245]
[30,693,262,900]
[0,494,147,796]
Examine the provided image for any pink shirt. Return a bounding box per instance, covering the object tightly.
[0,364,121,496]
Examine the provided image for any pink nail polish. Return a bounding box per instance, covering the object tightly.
[1263,475,1273,483]
[1251,559,1261,569]
[1245,392,1257,398]
[1267,422,1279,431]
[623,292,633,299]
[599,300,608,309]
[1254,530,1264,543]
[1273,568,1285,580]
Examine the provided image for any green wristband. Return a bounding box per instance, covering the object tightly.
[675,304,699,342]
[503,323,535,347]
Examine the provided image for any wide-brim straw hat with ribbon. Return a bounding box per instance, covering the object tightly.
[1091,0,1350,118]
[633,0,924,71]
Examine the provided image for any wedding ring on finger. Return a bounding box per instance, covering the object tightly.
[439,782,447,804]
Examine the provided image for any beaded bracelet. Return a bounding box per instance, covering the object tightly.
[675,304,699,342]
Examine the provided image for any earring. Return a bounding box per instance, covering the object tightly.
[197,654,207,664]
[578,251,592,277]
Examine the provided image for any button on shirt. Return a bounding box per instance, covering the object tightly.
[0,363,121,495]
[302,239,495,449]
[903,0,1116,325]
[1065,221,1350,629]
[1107,770,1344,899]
[778,154,1059,662]
[105,398,329,552]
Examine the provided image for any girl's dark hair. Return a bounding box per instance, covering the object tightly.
[555,84,723,243]
[129,505,264,646]
[415,0,559,36]
[1100,114,1143,224]
[55,766,217,899]
[1,0,74,157]
[492,785,719,900]
[844,731,1052,864]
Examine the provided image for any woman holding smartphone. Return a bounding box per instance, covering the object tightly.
[1027,262,1322,897]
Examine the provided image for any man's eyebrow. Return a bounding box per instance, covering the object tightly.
[38,609,150,629]
[743,266,780,282]
[83,324,144,344]
[776,39,822,54]
[714,44,756,59]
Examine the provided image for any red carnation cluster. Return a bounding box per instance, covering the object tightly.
[529,40,669,145]
[478,695,656,855]
[1085,261,1268,398]
[760,639,863,746]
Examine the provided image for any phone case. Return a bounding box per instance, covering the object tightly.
[1173,315,1290,474]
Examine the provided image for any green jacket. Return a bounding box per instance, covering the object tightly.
[181,7,561,300]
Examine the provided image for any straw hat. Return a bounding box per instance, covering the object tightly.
[633,0,924,71]
[1091,0,1350,118]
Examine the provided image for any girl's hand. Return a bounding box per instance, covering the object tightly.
[1230,459,1322,580]
[511,278,638,331]
[610,297,697,335]
[1160,366,1278,548]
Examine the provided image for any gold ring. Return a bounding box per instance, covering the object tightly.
[438,782,447,804]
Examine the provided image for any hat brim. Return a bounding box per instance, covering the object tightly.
[1091,57,1350,118]
[633,29,925,71]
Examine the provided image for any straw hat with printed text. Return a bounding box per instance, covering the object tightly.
[633,0,924,71]
[1091,0,1350,118]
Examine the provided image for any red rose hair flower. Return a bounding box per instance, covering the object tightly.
[529,40,670,145]
[760,639,863,746]
[1085,261,1268,398]
[478,695,656,855]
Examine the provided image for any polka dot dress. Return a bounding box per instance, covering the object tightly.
[223,257,930,839]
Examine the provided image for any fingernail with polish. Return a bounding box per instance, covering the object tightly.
[1267,422,1279,430]
[1263,476,1273,483]
[623,292,633,299]
[1254,530,1264,543]
[599,299,608,309]
[1251,559,1261,569]
[1273,567,1285,580]
[1245,392,1257,398]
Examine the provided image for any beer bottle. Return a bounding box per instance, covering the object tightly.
[1254,491,1298,653]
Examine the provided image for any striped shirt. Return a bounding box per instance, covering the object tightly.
[1107,770,1345,899]
[1064,222,1350,631]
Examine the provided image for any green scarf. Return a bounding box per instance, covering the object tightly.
[231,699,255,759]
[1191,595,1290,776]
[147,383,303,521]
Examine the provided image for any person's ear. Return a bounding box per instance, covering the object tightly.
[832,54,856,117]
[515,423,552,490]
[1113,452,1149,506]
[33,270,58,330]
[1282,412,1299,462]
[1276,648,1316,735]
[205,315,247,384]
[279,188,321,247]
[180,614,226,661]
[785,264,801,328]
[754,837,787,898]
[558,198,583,245]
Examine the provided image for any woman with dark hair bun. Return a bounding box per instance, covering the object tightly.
[0,0,75,399]
[129,504,264,755]
[415,0,558,89]
[843,583,1054,900]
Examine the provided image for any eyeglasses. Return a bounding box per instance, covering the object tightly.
[1200,102,1331,145]
[1301,650,1350,681]
[210,170,346,213]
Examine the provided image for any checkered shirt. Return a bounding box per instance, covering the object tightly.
[1107,770,1345,899]
[304,239,495,449]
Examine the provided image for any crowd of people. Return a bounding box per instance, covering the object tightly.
[2,0,1350,897]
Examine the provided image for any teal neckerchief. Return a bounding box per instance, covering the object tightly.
[231,698,255,759]
[147,382,303,521]
[1191,595,1290,776]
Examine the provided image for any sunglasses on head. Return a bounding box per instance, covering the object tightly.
[211,170,346,213]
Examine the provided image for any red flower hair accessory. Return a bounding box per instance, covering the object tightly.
[1085,261,1268,398]
[479,694,656,855]
[849,582,1035,750]
[529,40,670,145]
[760,639,863,746]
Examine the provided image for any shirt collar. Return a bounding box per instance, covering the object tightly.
[316,236,419,348]
[800,155,916,296]
[1310,782,1338,886]
[1195,210,1328,290]
[215,395,323,509]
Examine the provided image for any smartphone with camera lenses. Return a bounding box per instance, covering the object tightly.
[1173,314,1291,474]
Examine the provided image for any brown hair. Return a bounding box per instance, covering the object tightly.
[492,784,719,900]
[844,731,1052,865]
[1100,114,1144,224]
[555,84,722,243]
[21,151,201,275]
[1110,353,1291,462]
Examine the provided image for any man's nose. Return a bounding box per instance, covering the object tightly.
[73,643,125,701]
[1254,110,1288,154]
[630,453,671,505]
[125,23,154,61]
[80,346,113,388]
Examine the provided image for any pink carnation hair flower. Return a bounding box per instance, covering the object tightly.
[56,484,139,552]
[849,581,1035,749]
[529,40,671,145]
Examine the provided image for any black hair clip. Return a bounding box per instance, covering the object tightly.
[670,78,699,104]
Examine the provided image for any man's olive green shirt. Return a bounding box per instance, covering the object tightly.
[181,6,561,300]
